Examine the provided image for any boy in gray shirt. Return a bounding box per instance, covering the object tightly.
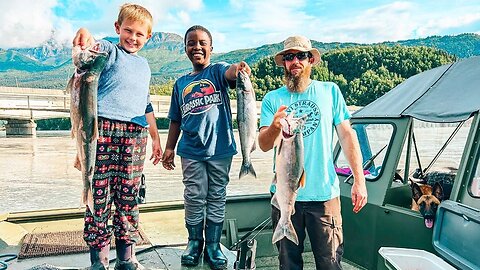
[73,3,161,270]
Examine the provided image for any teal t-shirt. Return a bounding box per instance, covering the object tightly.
[260,81,351,201]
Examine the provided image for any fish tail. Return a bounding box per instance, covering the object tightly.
[270,194,280,210]
[239,161,257,179]
[272,219,299,245]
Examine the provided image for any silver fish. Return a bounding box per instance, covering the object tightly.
[67,44,107,212]
[236,69,257,179]
[271,112,307,245]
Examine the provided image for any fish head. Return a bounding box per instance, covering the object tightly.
[280,111,307,139]
[72,43,108,71]
[236,69,254,95]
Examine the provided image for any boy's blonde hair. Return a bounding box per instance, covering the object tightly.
[117,3,153,34]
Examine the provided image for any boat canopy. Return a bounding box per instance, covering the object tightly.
[353,56,480,122]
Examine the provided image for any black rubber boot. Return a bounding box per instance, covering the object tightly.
[89,245,110,270]
[181,222,205,266]
[204,220,227,270]
[114,240,144,270]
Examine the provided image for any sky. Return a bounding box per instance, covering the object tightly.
[1,0,480,52]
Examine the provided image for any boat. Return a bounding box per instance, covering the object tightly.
[2,56,480,270]
[337,56,480,270]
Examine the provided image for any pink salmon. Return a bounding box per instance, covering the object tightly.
[271,112,307,245]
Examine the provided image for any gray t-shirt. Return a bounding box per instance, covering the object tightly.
[168,63,237,160]
[97,40,151,127]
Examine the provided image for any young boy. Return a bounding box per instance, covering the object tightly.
[161,25,250,270]
[73,3,162,270]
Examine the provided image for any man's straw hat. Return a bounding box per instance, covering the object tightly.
[274,35,321,67]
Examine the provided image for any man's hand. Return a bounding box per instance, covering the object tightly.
[272,105,288,129]
[161,149,176,170]
[72,28,94,49]
[351,180,368,213]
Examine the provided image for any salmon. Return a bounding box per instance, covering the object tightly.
[236,69,257,179]
[271,112,307,245]
[67,44,107,213]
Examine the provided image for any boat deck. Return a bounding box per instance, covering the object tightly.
[0,202,362,270]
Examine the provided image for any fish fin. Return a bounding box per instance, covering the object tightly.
[284,221,299,245]
[271,223,283,244]
[66,75,73,94]
[299,170,306,188]
[92,119,99,142]
[272,220,299,245]
[250,142,256,153]
[239,162,257,179]
[270,193,280,210]
[73,154,81,171]
[276,137,284,155]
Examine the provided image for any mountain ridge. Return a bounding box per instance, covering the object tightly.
[1,33,479,88]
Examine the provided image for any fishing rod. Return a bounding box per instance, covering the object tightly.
[344,144,388,185]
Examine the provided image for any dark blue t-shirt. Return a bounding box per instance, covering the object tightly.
[168,63,237,160]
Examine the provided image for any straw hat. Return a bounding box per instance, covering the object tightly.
[274,35,321,67]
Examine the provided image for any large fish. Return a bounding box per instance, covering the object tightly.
[67,44,107,212]
[271,112,307,245]
[236,69,257,179]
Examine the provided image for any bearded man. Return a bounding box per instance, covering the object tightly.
[258,36,368,270]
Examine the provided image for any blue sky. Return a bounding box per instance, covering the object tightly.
[1,0,480,52]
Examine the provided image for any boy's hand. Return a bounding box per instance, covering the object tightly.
[162,149,176,170]
[73,28,94,49]
[236,61,251,76]
[150,138,163,166]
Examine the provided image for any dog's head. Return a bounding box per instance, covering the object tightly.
[411,182,443,228]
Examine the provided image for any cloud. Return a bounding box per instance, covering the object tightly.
[1,0,478,52]
[0,0,59,48]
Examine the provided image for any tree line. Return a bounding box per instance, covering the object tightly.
[151,44,456,106]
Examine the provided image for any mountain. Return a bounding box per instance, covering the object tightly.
[0,33,479,89]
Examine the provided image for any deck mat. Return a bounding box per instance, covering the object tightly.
[18,229,150,259]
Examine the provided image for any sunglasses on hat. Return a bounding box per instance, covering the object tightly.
[282,51,312,62]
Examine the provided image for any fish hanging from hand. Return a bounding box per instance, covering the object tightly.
[67,43,107,213]
[271,111,307,245]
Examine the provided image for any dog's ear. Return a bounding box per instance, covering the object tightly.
[432,182,444,201]
[411,182,423,202]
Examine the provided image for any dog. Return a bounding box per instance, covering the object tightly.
[411,181,444,229]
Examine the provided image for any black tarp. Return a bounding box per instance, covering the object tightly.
[353,56,480,122]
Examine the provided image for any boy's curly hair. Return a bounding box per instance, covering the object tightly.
[184,25,213,46]
[117,3,153,34]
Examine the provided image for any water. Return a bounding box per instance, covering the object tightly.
[0,130,274,213]
[0,122,471,213]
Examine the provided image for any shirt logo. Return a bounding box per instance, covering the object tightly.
[181,79,222,117]
[286,100,321,137]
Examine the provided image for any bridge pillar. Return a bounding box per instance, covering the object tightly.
[5,119,37,137]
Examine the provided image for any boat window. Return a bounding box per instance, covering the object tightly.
[398,119,471,200]
[335,123,393,181]
[469,154,480,197]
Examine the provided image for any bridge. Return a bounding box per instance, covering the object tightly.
[0,86,260,137]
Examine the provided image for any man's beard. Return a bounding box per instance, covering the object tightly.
[284,64,312,92]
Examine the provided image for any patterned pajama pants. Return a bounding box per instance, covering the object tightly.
[83,117,148,249]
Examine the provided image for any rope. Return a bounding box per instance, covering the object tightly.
[0,254,17,270]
